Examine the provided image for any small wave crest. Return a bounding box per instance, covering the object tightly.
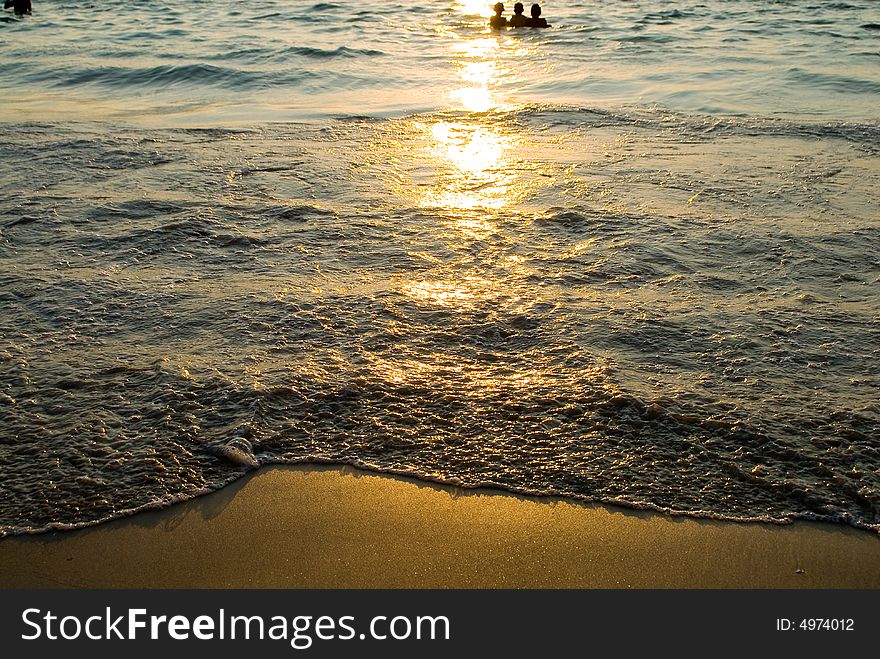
[36,63,318,91]
[488,104,880,152]
[212,44,385,64]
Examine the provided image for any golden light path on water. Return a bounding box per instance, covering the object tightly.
[364,5,564,390]
[402,14,546,214]
[427,32,515,212]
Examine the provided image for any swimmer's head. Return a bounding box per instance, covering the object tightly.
[530,3,541,18]
[514,2,524,14]
[494,3,504,15]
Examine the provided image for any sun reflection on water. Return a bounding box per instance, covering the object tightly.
[431,122,505,175]
[416,23,519,211]
[401,280,478,307]
[454,0,494,18]
[423,121,514,210]
[374,5,556,216]
[449,36,509,114]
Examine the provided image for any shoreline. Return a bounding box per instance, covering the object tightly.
[1,464,877,589]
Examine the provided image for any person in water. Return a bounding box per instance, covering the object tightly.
[508,2,527,27]
[489,2,506,29]
[4,0,31,14]
[525,3,549,27]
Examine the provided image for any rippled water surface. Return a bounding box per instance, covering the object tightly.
[3,0,880,121]
[1,1,879,535]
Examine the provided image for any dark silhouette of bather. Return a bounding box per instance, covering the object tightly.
[525,3,549,28]
[509,2,526,27]
[489,2,507,29]
[4,0,31,14]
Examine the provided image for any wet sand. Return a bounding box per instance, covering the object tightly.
[0,465,877,588]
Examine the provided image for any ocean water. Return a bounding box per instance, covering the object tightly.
[1,0,879,536]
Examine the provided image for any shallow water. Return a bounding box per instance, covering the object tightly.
[3,0,880,122]
[1,1,879,535]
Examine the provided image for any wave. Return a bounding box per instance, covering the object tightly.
[4,453,878,540]
[616,34,685,45]
[786,67,880,94]
[41,63,250,89]
[20,58,400,95]
[285,45,385,58]
[636,9,698,25]
[436,103,880,152]
[208,44,385,63]
[2,98,880,541]
[1,286,877,539]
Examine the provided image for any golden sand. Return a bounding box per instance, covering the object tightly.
[1,465,877,588]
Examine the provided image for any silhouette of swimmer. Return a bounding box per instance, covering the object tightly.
[4,0,31,14]
[489,2,507,29]
[525,3,549,27]
[509,2,526,27]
